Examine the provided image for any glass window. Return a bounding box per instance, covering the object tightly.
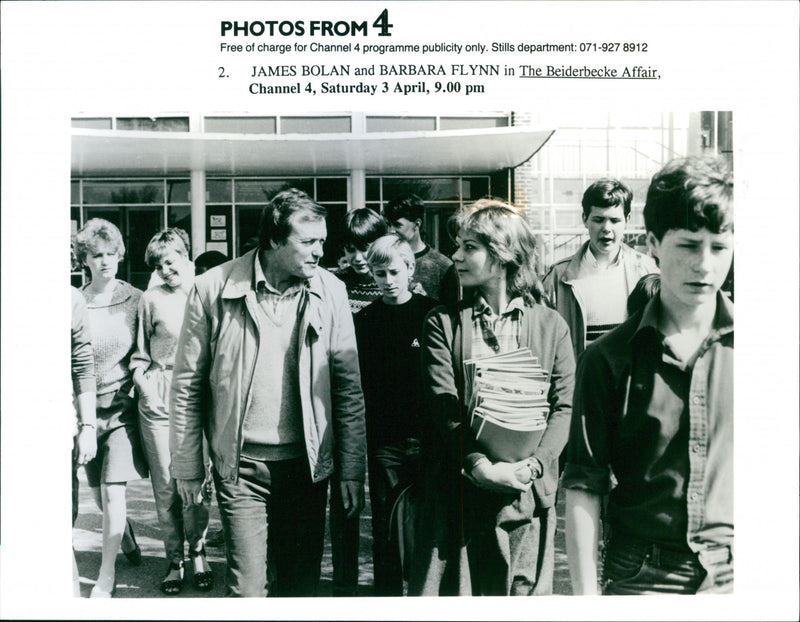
[167,180,190,203]
[116,117,190,132]
[620,178,650,206]
[83,181,164,204]
[553,178,585,205]
[72,118,112,130]
[425,202,458,259]
[440,116,508,130]
[322,205,348,269]
[71,181,80,204]
[235,179,313,202]
[204,117,276,134]
[168,206,192,245]
[280,116,351,134]
[235,206,263,256]
[315,178,348,202]
[366,116,435,133]
[554,207,582,228]
[382,178,460,201]
[462,177,489,200]
[365,178,381,201]
[207,180,232,203]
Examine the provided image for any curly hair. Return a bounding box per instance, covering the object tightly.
[454,198,544,305]
[73,218,125,266]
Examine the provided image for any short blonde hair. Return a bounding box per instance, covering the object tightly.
[144,228,190,268]
[366,234,415,271]
[73,218,125,266]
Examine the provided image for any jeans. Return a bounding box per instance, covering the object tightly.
[603,533,733,595]
[213,455,328,597]
[139,369,209,563]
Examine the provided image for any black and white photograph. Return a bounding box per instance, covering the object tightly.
[2,2,799,620]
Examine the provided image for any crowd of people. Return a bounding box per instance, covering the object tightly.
[71,154,734,597]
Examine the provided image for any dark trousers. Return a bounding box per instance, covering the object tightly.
[213,456,328,597]
[329,475,360,596]
[603,533,734,595]
[368,440,421,596]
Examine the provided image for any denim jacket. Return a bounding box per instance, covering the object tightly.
[169,250,366,485]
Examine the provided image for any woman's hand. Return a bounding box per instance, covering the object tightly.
[76,427,97,464]
[470,459,534,493]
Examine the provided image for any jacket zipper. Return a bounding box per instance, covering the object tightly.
[233,297,260,481]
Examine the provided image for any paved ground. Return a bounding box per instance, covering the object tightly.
[73,470,572,598]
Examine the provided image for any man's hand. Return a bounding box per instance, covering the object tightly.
[176,478,204,507]
[339,480,365,518]
[76,427,97,464]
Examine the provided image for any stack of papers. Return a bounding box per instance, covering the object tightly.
[464,348,551,462]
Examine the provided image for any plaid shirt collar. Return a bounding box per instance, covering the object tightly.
[471,294,525,320]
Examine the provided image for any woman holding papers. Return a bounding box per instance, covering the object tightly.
[409,199,575,596]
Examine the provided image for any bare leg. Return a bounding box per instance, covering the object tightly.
[72,551,81,597]
[90,482,127,597]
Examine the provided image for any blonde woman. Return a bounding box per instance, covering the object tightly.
[74,218,148,598]
[409,200,575,596]
[130,228,213,595]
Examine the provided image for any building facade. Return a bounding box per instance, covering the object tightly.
[71,111,731,290]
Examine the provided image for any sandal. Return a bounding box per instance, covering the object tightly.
[190,547,214,592]
[121,519,142,566]
[160,559,185,595]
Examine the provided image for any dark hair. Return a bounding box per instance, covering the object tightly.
[258,188,327,250]
[384,193,425,223]
[581,179,633,220]
[343,208,388,250]
[643,155,733,241]
[454,198,545,305]
[144,228,190,269]
[194,250,228,275]
[626,273,661,317]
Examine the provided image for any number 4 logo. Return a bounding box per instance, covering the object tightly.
[372,9,393,36]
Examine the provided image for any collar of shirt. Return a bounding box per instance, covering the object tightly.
[471,294,525,320]
[580,243,623,274]
[631,292,734,366]
[253,251,306,297]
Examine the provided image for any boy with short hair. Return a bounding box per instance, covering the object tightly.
[543,179,658,358]
[384,194,452,301]
[335,208,388,314]
[563,156,734,595]
[354,234,439,596]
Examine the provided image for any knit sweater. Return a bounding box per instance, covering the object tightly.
[71,287,95,396]
[82,279,142,396]
[130,284,190,374]
[334,267,383,314]
[413,246,452,301]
